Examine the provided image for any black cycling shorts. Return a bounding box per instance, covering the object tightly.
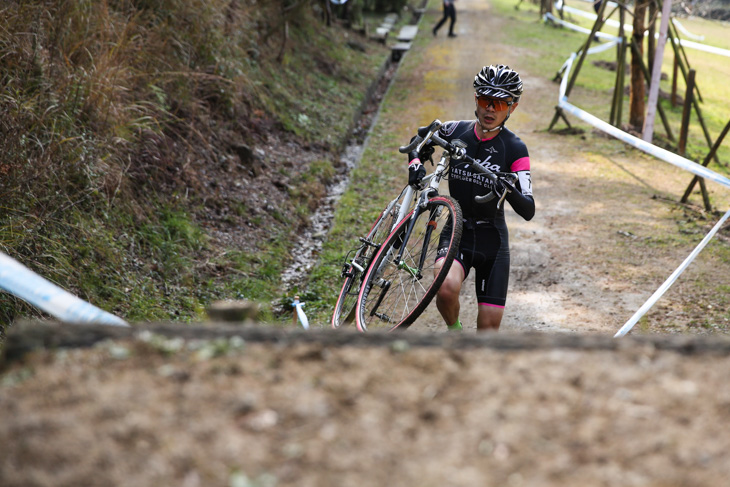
[438,221,510,307]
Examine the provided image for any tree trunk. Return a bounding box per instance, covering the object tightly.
[541,0,553,17]
[629,0,648,129]
[648,0,657,78]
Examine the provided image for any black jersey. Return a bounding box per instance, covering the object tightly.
[436,120,533,222]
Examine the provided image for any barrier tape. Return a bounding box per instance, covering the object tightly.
[292,297,309,330]
[0,252,128,327]
[551,0,728,57]
[555,47,730,337]
[614,208,730,337]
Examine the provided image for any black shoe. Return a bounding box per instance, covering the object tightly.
[432,28,437,37]
[448,33,457,38]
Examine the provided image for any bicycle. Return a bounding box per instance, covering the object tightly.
[332,119,518,332]
[330,185,414,329]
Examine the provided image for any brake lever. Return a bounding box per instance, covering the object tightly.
[496,186,510,208]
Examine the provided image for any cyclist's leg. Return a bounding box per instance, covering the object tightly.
[477,305,504,331]
[435,257,465,328]
[473,225,510,332]
[435,222,468,328]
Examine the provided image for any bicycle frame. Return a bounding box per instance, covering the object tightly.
[390,152,450,266]
[340,151,448,278]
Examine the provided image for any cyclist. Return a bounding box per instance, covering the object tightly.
[407,64,535,332]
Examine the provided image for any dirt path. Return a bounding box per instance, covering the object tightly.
[406,0,620,334]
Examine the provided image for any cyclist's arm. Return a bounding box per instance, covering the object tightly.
[506,156,534,221]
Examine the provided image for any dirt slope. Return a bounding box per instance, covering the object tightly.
[2,1,730,486]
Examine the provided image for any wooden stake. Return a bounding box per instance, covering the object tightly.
[681,117,730,208]
[678,69,695,157]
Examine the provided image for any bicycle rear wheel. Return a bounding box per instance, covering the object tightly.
[356,195,462,332]
[331,195,407,329]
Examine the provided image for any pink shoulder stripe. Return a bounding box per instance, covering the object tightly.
[511,156,530,172]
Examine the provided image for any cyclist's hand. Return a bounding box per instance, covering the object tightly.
[408,161,426,187]
[418,144,435,163]
[495,178,516,195]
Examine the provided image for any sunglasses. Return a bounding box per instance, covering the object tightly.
[476,95,513,112]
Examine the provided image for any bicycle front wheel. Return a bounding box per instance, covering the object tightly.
[356,195,462,332]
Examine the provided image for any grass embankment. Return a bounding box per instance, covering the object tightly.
[0,0,390,332]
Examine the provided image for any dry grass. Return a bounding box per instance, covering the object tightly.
[0,0,391,329]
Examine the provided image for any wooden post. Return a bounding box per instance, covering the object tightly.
[678,69,695,156]
[698,179,712,212]
[630,39,674,141]
[548,0,608,130]
[681,117,730,208]
[565,0,608,99]
[671,55,678,107]
[666,20,703,103]
[292,295,299,326]
[610,5,627,128]
[629,0,648,129]
[648,0,657,78]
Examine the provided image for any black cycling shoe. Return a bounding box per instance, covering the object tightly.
[448,33,457,38]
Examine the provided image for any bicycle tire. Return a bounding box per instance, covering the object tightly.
[331,198,405,329]
[356,195,463,332]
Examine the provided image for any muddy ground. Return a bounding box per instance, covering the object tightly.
[3,0,730,486]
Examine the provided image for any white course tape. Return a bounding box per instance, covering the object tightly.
[292,298,309,330]
[614,208,730,337]
[555,51,730,337]
[558,55,730,189]
[672,19,704,41]
[553,0,726,56]
[544,12,620,43]
[0,252,128,327]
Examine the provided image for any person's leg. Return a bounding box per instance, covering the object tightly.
[472,224,509,331]
[447,4,457,36]
[435,259,465,328]
[477,304,504,331]
[433,5,449,35]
